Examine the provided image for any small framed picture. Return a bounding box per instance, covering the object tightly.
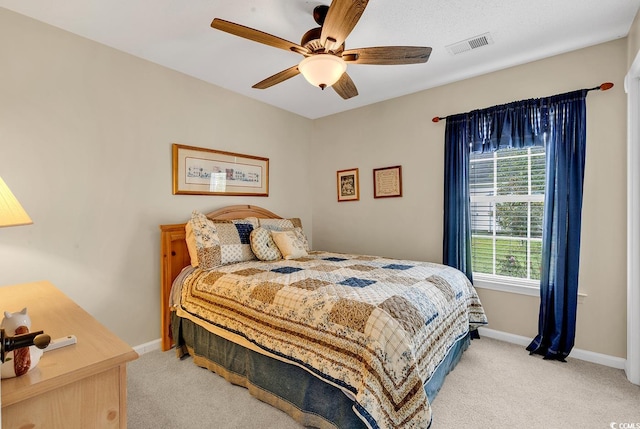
[373,165,402,198]
[337,168,359,202]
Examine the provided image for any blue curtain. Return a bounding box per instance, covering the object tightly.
[526,90,588,361]
[443,115,474,282]
[442,89,588,361]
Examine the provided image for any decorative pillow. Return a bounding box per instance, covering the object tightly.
[213,219,258,265]
[185,221,199,267]
[258,218,309,251]
[244,216,260,227]
[185,211,257,270]
[250,227,282,261]
[291,227,310,252]
[258,218,303,231]
[271,230,309,260]
[186,211,221,270]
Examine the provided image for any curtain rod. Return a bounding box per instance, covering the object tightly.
[431,82,614,123]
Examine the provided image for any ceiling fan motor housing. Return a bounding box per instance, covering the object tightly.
[301,27,345,55]
[301,27,324,52]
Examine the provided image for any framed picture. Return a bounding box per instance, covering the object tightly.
[172,143,269,196]
[337,168,360,202]
[373,165,402,198]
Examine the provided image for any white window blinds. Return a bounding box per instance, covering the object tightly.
[470,147,545,281]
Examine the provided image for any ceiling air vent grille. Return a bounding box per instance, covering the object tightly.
[446,32,494,55]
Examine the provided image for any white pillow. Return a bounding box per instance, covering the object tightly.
[271,230,308,260]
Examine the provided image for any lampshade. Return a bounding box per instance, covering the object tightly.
[298,54,347,89]
[0,176,32,228]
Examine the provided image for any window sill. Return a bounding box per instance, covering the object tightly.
[473,273,587,303]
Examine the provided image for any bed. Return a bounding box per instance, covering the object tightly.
[160,205,487,429]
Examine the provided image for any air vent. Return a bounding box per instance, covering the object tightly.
[446,32,494,55]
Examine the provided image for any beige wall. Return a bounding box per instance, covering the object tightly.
[311,39,628,358]
[0,7,631,359]
[0,8,313,346]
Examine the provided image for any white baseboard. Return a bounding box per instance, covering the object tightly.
[133,338,162,355]
[478,327,626,370]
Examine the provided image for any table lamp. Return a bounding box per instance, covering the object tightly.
[0,176,32,228]
[0,176,49,367]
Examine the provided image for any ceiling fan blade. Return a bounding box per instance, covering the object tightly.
[332,72,358,99]
[211,19,310,56]
[342,46,432,65]
[321,0,369,52]
[252,65,301,89]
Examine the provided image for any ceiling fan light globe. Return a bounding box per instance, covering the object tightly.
[298,55,346,89]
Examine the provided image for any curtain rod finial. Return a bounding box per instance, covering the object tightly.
[432,116,441,123]
[600,82,614,91]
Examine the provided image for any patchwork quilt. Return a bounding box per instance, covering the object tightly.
[176,251,487,429]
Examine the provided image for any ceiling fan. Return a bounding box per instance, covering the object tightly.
[210,0,432,99]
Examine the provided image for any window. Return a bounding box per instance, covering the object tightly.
[470,147,545,282]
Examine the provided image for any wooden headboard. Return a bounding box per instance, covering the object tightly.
[159,205,283,351]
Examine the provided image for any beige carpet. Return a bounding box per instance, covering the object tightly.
[127,337,640,428]
[432,338,639,428]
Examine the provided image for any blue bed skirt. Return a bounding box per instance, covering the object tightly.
[173,313,470,429]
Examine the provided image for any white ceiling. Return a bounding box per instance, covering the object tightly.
[1,0,639,119]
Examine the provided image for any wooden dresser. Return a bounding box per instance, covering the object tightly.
[0,281,138,428]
